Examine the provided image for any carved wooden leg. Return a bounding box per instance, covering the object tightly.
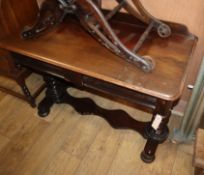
[17,79,36,108]
[141,100,173,163]
[38,74,68,117]
[21,0,65,39]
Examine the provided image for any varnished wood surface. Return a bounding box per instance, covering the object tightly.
[0,73,195,175]
[103,0,204,105]
[0,16,197,101]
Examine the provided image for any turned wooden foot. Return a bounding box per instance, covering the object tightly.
[38,97,54,117]
[141,140,157,163]
[141,100,173,163]
[141,127,169,163]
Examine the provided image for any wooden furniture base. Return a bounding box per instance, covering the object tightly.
[11,53,174,163]
[38,74,170,163]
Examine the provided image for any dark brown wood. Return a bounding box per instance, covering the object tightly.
[21,0,172,72]
[0,15,197,101]
[0,0,38,39]
[0,0,44,106]
[0,0,197,163]
[0,49,45,107]
[21,0,64,39]
[141,100,173,162]
[13,53,174,163]
[37,74,150,139]
[12,53,157,113]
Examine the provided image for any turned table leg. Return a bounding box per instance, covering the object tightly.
[17,79,36,108]
[141,100,173,163]
[38,74,68,117]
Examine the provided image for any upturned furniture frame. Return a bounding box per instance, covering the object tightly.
[22,0,171,72]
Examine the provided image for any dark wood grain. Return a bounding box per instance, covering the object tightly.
[0,15,197,101]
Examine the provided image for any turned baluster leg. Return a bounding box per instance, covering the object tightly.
[141,100,173,163]
[38,74,68,117]
[17,79,36,108]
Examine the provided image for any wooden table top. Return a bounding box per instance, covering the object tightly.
[0,17,197,101]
